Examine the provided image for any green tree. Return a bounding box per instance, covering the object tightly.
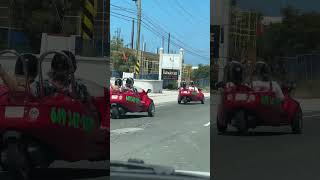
[191,64,210,80]
[111,34,136,72]
[260,6,320,58]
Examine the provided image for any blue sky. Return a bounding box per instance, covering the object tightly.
[237,0,320,16]
[110,0,210,65]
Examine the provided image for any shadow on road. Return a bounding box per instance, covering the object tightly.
[119,114,148,119]
[218,131,291,137]
[1,168,108,180]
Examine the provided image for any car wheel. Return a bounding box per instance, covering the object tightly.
[183,97,188,104]
[148,102,155,117]
[292,108,303,134]
[201,100,204,104]
[217,120,227,134]
[111,106,120,119]
[1,143,32,180]
[235,111,248,134]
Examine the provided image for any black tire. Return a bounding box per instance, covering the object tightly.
[2,143,32,180]
[201,100,204,104]
[148,102,155,117]
[183,97,188,104]
[111,106,120,119]
[217,121,227,134]
[292,108,303,134]
[178,100,181,104]
[235,111,248,134]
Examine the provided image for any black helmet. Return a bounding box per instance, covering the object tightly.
[126,78,134,86]
[181,82,187,88]
[190,81,195,86]
[115,78,123,86]
[51,51,75,73]
[229,61,244,84]
[62,50,77,72]
[15,54,39,80]
[255,61,270,81]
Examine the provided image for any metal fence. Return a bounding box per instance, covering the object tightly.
[279,54,320,82]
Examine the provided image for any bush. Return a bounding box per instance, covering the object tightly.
[166,82,178,90]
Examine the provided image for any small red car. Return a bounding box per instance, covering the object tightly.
[0,50,109,179]
[110,86,155,119]
[178,87,205,104]
[216,82,302,134]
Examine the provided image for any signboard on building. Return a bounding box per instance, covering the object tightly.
[162,54,181,70]
[162,69,179,80]
[211,25,220,59]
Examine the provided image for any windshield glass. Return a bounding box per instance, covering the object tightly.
[110,0,210,173]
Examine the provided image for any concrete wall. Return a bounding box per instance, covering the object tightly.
[293,80,320,98]
[0,56,108,87]
[110,77,163,93]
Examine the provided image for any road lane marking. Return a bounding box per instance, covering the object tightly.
[304,114,320,118]
[204,122,210,127]
[110,128,143,136]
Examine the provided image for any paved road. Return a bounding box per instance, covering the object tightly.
[111,98,210,172]
[212,96,320,180]
[0,161,108,180]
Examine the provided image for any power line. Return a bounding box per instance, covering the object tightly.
[111,4,208,54]
[110,9,209,61]
[111,11,209,61]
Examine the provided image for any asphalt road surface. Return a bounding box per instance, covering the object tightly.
[212,96,320,180]
[0,161,108,180]
[111,98,210,172]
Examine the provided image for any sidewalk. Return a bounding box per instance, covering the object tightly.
[297,98,320,112]
[149,90,210,105]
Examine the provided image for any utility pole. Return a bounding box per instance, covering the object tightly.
[7,0,11,49]
[167,33,170,53]
[162,36,164,49]
[131,19,135,49]
[133,0,142,78]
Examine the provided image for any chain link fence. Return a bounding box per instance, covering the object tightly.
[279,54,320,98]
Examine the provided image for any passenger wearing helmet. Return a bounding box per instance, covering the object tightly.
[0,54,39,93]
[252,61,284,100]
[188,81,199,92]
[122,77,136,92]
[31,51,89,100]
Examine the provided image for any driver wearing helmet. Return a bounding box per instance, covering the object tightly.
[252,61,284,101]
[111,78,123,92]
[225,61,244,87]
[180,81,187,90]
[0,54,39,93]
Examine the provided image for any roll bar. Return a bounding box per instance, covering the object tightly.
[0,49,32,95]
[38,50,76,98]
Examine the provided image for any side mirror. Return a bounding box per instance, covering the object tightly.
[215,81,225,89]
[147,89,152,94]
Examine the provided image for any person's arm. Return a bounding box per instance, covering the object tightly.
[0,65,24,92]
[273,82,284,100]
